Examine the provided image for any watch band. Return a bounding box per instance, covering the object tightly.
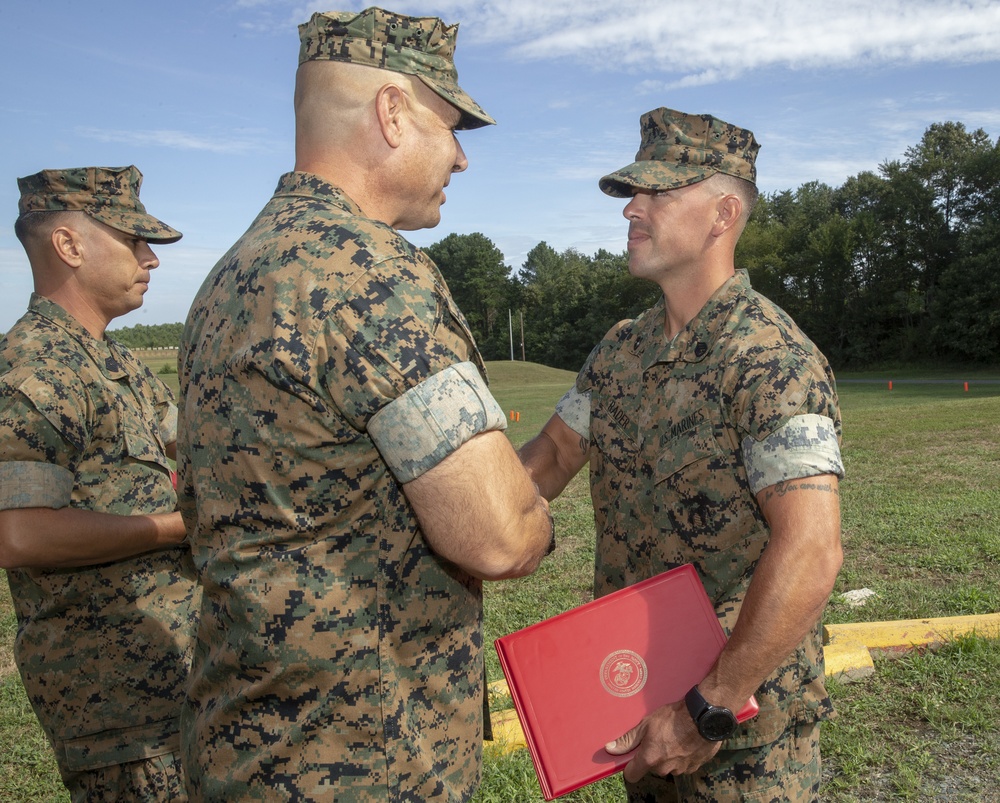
[685,684,710,721]
[685,684,738,741]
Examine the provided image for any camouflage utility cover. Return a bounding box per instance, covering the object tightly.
[299,6,495,130]
[16,166,182,243]
[0,295,198,774]
[177,171,492,801]
[600,107,760,198]
[575,271,842,750]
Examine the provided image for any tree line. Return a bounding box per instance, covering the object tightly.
[428,120,1000,371]
[109,322,184,348]
[106,121,998,371]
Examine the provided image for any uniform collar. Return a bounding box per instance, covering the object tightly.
[27,293,129,380]
[633,270,752,370]
[274,171,366,218]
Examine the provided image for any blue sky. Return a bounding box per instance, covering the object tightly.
[1,0,998,333]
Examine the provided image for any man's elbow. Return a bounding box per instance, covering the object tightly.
[468,516,551,581]
[815,534,844,598]
[475,547,546,582]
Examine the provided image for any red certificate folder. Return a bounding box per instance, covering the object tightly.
[494,564,758,800]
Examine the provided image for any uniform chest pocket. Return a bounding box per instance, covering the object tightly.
[652,419,751,551]
[654,420,720,483]
[121,412,170,471]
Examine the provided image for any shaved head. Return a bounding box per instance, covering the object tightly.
[705,173,759,232]
[294,60,425,156]
[14,210,80,250]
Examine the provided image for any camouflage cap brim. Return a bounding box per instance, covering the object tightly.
[417,75,495,130]
[89,209,183,244]
[599,162,715,198]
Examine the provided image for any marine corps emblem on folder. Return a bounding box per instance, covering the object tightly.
[600,649,647,697]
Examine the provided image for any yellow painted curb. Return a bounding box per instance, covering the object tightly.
[487,614,1000,750]
[823,612,1000,682]
[487,679,527,751]
[487,706,528,752]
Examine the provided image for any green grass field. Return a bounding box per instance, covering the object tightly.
[2,358,999,801]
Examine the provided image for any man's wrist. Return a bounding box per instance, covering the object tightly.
[685,684,738,742]
[532,483,556,555]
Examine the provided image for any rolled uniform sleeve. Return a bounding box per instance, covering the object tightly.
[320,255,490,476]
[730,346,843,494]
[158,401,178,446]
[742,413,844,495]
[0,461,74,510]
[554,384,591,441]
[368,361,507,483]
[553,335,615,442]
[0,368,84,511]
[148,367,177,445]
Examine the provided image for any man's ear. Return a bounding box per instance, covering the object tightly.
[374,82,408,149]
[713,194,743,236]
[51,224,85,268]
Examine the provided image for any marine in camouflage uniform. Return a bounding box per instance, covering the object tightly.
[562,272,842,801]
[177,8,552,802]
[0,166,198,801]
[521,110,844,802]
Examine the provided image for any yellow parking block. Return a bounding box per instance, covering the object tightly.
[823,612,1000,682]
[488,706,528,752]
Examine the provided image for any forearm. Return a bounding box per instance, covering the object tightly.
[404,430,553,581]
[700,477,843,710]
[0,506,188,569]
[518,414,589,501]
[478,478,554,580]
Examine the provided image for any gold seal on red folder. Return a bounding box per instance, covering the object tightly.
[600,650,648,698]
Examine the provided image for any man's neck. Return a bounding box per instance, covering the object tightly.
[39,289,107,340]
[658,264,735,340]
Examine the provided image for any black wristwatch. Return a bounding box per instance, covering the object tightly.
[685,685,738,741]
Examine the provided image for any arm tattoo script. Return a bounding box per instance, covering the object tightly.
[761,478,840,505]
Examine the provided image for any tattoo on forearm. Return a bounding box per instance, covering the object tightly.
[762,478,840,504]
[577,435,588,455]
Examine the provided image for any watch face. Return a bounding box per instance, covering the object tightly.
[700,707,738,741]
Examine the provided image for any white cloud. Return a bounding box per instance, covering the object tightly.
[233,0,1000,92]
[75,127,275,155]
[507,1,998,75]
[300,0,1000,86]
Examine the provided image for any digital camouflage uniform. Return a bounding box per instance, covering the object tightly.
[0,294,198,801]
[177,169,506,801]
[559,270,843,801]
[550,107,844,802]
[177,10,502,800]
